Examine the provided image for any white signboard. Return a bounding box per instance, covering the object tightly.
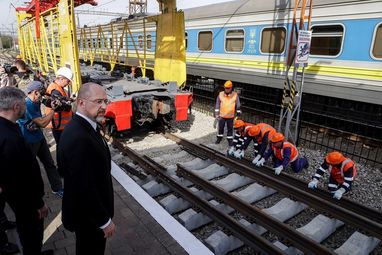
[295,30,312,65]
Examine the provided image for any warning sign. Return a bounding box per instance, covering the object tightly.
[295,30,312,65]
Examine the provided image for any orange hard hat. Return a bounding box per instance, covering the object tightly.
[271,132,284,143]
[224,80,233,89]
[326,151,345,165]
[248,126,260,137]
[233,119,245,129]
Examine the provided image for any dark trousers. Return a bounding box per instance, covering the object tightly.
[217,118,234,144]
[0,195,8,247]
[52,129,62,145]
[274,157,308,173]
[6,201,43,255]
[75,224,106,255]
[29,139,63,191]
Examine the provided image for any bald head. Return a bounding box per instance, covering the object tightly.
[77,82,108,123]
[78,82,103,99]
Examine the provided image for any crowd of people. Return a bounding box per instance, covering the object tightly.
[0,59,115,255]
[215,80,356,200]
[0,60,357,254]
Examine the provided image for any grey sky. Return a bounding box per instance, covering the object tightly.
[0,0,232,34]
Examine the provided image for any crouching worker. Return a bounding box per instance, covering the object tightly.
[227,119,254,159]
[308,151,356,200]
[256,132,308,175]
[248,123,276,165]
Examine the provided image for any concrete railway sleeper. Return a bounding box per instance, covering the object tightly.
[164,132,382,240]
[111,134,381,254]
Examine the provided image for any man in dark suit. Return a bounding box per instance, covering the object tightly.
[58,82,115,255]
[0,87,50,255]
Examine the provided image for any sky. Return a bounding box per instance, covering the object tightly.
[0,0,233,34]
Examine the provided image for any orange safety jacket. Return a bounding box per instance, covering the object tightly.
[217,91,238,118]
[329,158,357,185]
[254,123,276,144]
[45,82,72,130]
[272,142,298,162]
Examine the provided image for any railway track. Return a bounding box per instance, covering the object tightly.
[109,132,382,254]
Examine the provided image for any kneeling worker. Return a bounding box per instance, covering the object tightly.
[248,123,276,165]
[308,151,356,200]
[228,119,254,159]
[256,132,308,175]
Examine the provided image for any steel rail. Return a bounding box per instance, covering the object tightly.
[112,139,285,255]
[177,164,334,255]
[164,132,382,240]
[232,153,382,224]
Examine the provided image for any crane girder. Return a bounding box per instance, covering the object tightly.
[156,0,177,13]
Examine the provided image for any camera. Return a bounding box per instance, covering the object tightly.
[41,92,74,112]
[1,64,18,75]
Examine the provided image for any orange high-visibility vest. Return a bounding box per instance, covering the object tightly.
[272,142,298,162]
[255,123,276,144]
[218,91,237,118]
[329,158,357,184]
[45,82,72,130]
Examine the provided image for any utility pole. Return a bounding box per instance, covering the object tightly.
[278,0,313,144]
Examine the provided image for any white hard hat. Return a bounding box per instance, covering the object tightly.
[56,67,73,81]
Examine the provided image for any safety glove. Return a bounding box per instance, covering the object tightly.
[255,158,265,167]
[227,146,235,156]
[252,154,261,164]
[273,165,284,175]
[333,188,346,200]
[308,178,318,189]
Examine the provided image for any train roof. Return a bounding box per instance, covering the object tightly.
[184,0,375,20]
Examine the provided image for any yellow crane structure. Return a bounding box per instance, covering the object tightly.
[16,0,187,92]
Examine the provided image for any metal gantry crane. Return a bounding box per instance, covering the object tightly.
[17,0,186,90]
[129,0,147,15]
[278,0,313,144]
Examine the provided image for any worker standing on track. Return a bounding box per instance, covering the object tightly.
[214,80,241,145]
[308,151,356,200]
[227,119,254,159]
[256,132,308,175]
[45,67,73,145]
[248,123,276,165]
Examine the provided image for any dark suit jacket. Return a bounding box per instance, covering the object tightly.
[0,116,44,214]
[58,114,114,231]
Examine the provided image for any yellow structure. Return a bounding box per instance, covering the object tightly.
[17,0,187,90]
[17,0,83,92]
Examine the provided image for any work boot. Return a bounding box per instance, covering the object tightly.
[215,137,222,144]
[227,139,233,146]
[0,242,20,255]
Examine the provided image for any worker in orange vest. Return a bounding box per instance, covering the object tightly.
[214,80,241,145]
[45,67,73,145]
[308,151,356,200]
[248,123,276,164]
[227,119,254,159]
[256,132,308,175]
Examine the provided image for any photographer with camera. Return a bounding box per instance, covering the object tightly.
[17,81,64,198]
[14,60,36,92]
[0,65,17,88]
[45,67,73,145]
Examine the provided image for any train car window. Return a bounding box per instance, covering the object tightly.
[372,24,382,58]
[310,25,344,56]
[185,32,188,50]
[147,35,152,50]
[225,29,244,52]
[198,31,213,51]
[261,27,286,54]
[138,35,143,49]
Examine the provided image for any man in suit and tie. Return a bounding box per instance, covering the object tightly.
[57,82,115,255]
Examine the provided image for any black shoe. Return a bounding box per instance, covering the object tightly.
[215,137,222,144]
[0,242,20,255]
[41,249,54,255]
[0,220,16,230]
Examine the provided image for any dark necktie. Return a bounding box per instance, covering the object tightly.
[96,125,108,148]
